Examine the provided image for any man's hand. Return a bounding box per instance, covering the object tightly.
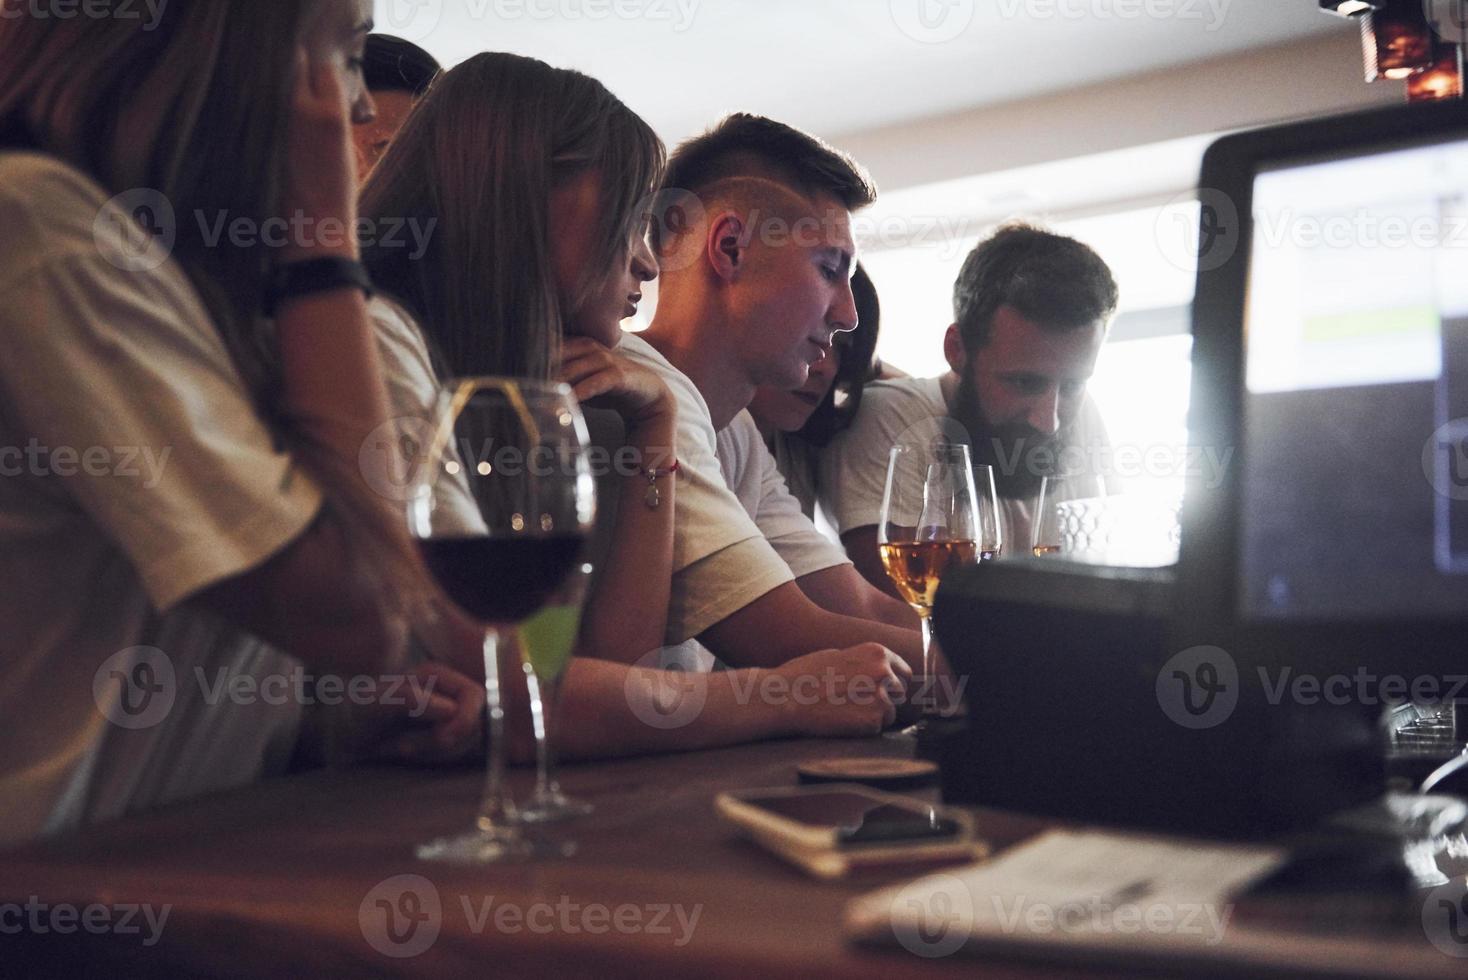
[771,642,912,737]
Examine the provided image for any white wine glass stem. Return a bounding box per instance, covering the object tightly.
[918,609,935,716]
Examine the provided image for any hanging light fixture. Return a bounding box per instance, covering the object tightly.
[1407,40,1465,100]
[1318,0,1382,15]
[1360,0,1437,82]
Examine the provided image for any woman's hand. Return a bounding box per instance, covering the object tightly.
[559,337,675,430]
[281,47,358,262]
[374,661,485,765]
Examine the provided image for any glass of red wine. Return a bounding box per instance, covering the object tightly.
[410,378,594,864]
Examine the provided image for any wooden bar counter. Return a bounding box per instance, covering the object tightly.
[0,734,1449,978]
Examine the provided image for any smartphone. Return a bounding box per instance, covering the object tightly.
[716,785,987,879]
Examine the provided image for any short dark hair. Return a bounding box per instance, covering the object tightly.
[662,113,876,210]
[363,35,442,97]
[952,223,1119,350]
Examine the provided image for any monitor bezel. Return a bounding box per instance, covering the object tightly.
[1179,99,1468,681]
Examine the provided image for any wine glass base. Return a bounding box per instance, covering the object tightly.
[517,790,594,824]
[415,825,580,864]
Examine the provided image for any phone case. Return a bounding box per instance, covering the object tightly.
[716,784,990,880]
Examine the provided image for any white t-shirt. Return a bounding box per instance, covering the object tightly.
[0,153,322,844]
[819,375,1110,553]
[616,334,795,644]
[715,410,850,580]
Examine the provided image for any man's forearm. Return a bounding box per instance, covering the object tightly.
[840,525,906,601]
[797,563,918,630]
[698,581,922,673]
[555,658,791,758]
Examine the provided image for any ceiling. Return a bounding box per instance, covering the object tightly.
[373,0,1350,144]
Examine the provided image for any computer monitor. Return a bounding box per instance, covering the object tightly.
[933,101,1468,836]
[1181,98,1468,685]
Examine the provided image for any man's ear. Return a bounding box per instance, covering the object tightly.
[706,211,746,282]
[943,324,966,373]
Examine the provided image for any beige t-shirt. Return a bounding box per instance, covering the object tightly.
[0,152,322,844]
[715,410,850,580]
[819,375,1110,552]
[616,333,795,644]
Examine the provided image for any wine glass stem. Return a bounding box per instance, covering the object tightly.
[523,663,552,797]
[919,609,935,716]
[477,629,517,831]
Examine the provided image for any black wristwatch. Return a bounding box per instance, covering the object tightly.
[264,257,373,316]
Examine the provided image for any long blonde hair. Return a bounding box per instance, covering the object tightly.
[360,52,665,380]
[0,1,321,416]
[0,2,421,620]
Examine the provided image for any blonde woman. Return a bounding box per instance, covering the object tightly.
[361,54,913,757]
[0,0,477,843]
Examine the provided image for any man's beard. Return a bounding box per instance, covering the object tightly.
[948,370,1064,501]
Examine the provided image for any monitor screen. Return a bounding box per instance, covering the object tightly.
[1239,136,1468,621]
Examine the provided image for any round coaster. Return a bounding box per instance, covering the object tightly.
[795,757,939,791]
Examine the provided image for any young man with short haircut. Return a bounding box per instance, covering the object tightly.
[618,114,922,672]
[822,223,1118,595]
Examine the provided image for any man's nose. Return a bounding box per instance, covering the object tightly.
[829,279,858,334]
[1026,387,1062,437]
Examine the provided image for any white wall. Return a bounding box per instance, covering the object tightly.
[831,30,1403,195]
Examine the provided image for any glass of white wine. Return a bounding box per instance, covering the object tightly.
[1032,472,1109,559]
[877,442,998,733]
[516,562,593,823]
